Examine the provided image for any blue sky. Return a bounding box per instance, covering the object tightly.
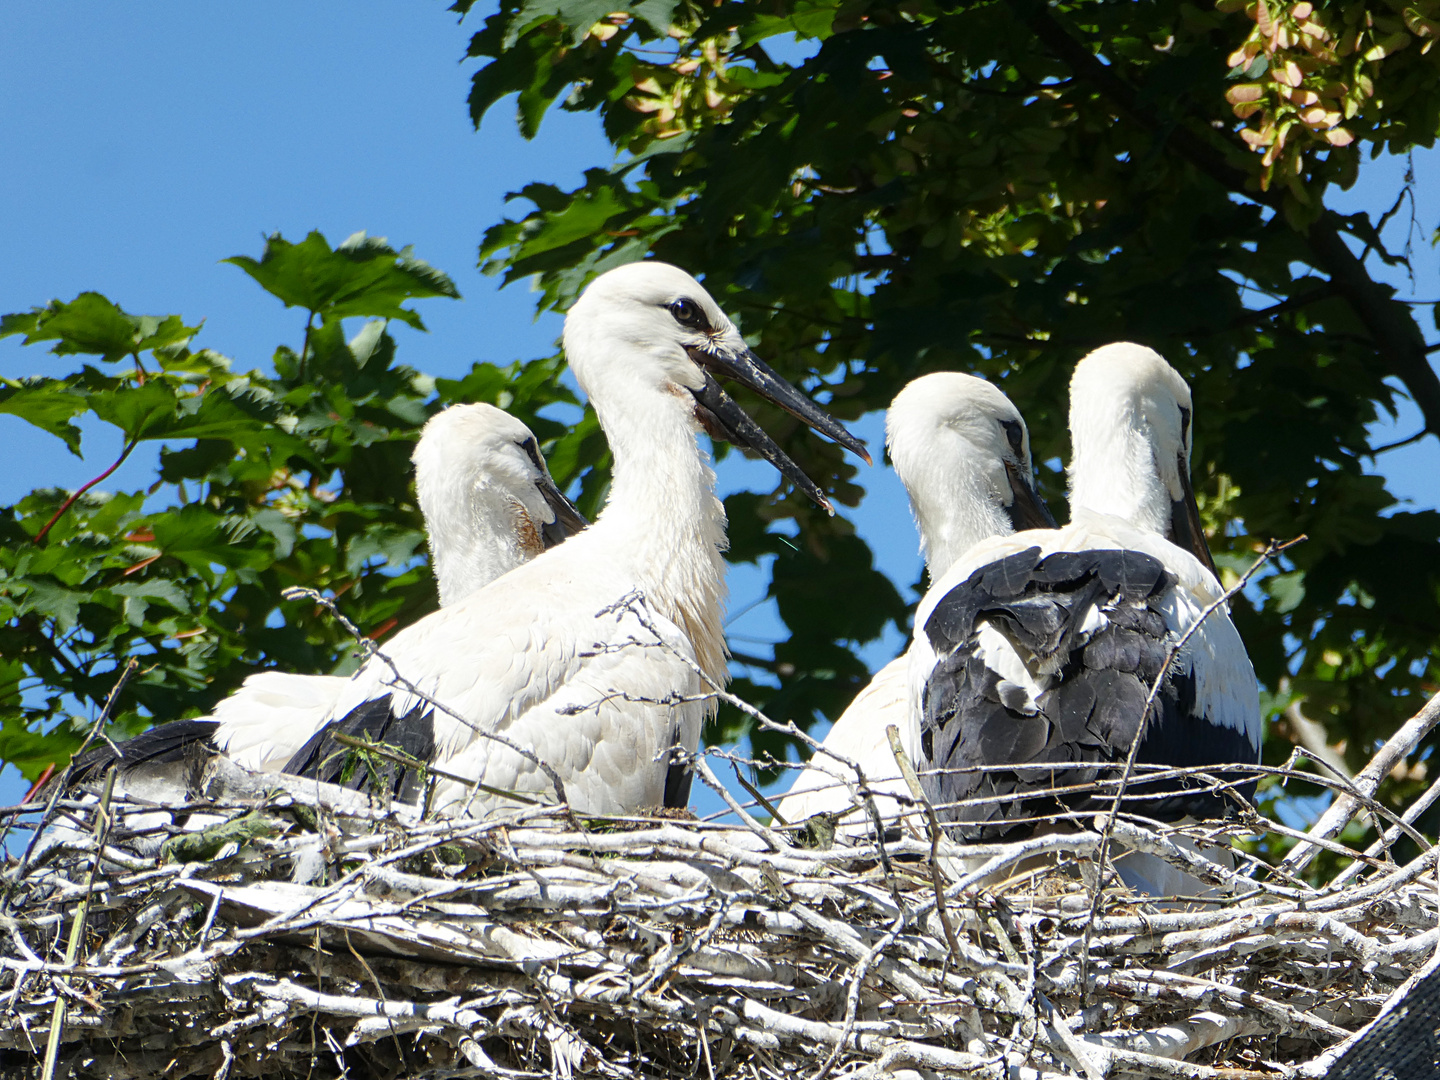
[2,2,1437,814]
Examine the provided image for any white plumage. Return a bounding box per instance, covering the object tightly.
[908,344,1260,874]
[413,403,587,608]
[284,261,868,816]
[776,373,1051,832]
[213,403,585,773]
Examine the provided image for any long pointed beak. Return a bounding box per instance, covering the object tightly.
[691,375,837,514]
[535,474,588,549]
[1002,461,1058,531]
[1169,453,1219,578]
[688,342,871,465]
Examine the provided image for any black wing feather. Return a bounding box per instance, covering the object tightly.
[663,757,693,810]
[69,719,220,786]
[920,548,1257,840]
[283,696,436,804]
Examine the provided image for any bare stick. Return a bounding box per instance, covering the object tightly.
[693,756,782,852]
[1332,768,1440,887]
[34,435,140,544]
[885,724,962,962]
[41,764,116,1080]
[1283,688,1440,875]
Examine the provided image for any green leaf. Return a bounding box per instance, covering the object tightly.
[345,522,427,574]
[224,230,459,330]
[88,380,180,439]
[14,579,86,631]
[348,319,388,367]
[1266,570,1307,615]
[505,0,616,47]
[250,509,298,559]
[736,1,836,47]
[0,696,83,781]
[0,378,89,456]
[0,293,198,362]
[110,579,192,629]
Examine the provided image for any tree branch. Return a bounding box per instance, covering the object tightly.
[1222,285,1336,333]
[1007,0,1440,438]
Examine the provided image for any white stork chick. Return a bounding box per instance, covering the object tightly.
[413,403,589,608]
[776,373,1053,834]
[908,343,1259,893]
[92,405,586,780]
[281,261,870,816]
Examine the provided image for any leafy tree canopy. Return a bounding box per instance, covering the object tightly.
[3,0,1439,860]
[456,0,1440,820]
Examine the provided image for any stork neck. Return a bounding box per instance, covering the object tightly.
[590,386,730,683]
[914,466,1016,582]
[1068,412,1172,536]
[419,470,531,607]
[429,498,527,607]
[895,434,1015,582]
[598,393,721,542]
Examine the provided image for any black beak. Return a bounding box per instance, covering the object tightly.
[687,342,872,465]
[1168,451,1219,578]
[535,475,589,549]
[1002,460,1058,532]
[691,375,838,513]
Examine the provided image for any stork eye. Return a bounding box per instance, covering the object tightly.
[668,298,708,331]
[999,419,1026,457]
[517,437,546,472]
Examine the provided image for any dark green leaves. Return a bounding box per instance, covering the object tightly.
[224,231,460,330]
[465,0,683,137]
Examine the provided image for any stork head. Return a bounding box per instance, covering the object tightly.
[413,404,587,605]
[1067,342,1216,575]
[564,261,870,513]
[887,372,1055,579]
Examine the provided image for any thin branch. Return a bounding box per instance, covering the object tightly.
[1370,427,1432,454]
[1223,285,1337,332]
[16,616,100,706]
[298,310,316,384]
[1282,688,1440,875]
[728,650,797,677]
[1331,766,1440,888]
[33,434,141,544]
[40,763,116,1080]
[5,658,138,912]
[886,724,963,964]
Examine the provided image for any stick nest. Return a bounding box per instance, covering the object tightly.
[2,751,1437,1080]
